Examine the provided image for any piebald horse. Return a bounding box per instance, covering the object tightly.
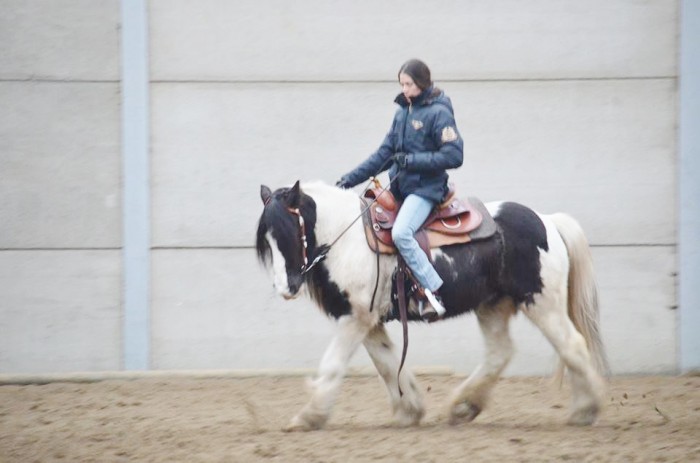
[256,180,607,431]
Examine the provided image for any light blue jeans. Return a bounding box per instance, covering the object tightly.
[391,194,443,292]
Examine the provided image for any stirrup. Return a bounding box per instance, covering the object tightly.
[425,289,446,315]
[419,300,439,322]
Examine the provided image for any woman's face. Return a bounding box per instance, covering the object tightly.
[399,73,422,101]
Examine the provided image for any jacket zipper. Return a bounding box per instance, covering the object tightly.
[401,103,412,151]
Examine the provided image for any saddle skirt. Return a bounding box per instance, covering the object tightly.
[361,185,498,255]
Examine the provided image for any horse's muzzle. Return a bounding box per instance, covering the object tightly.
[276,275,302,300]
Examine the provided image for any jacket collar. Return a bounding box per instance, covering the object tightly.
[394,86,440,108]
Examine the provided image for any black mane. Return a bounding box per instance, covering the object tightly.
[256,184,352,318]
[255,185,318,269]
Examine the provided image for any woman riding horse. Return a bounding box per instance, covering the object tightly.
[336,59,463,321]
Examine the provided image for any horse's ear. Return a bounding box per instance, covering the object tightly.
[260,185,272,205]
[287,180,301,208]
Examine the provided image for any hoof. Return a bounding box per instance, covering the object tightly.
[282,422,316,432]
[283,413,326,432]
[449,402,482,425]
[392,407,425,427]
[567,407,599,426]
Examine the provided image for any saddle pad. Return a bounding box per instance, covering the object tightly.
[462,197,498,241]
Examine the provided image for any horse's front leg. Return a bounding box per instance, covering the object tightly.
[284,315,369,432]
[448,300,515,425]
[363,324,425,426]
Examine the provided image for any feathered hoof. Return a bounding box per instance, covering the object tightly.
[567,406,599,426]
[282,413,327,432]
[448,402,482,425]
[392,406,425,427]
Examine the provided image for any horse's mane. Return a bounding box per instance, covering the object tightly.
[256,180,361,271]
[255,197,285,266]
[256,182,317,267]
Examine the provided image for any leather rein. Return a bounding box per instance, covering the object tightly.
[282,175,397,277]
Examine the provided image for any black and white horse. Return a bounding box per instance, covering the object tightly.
[256,180,607,431]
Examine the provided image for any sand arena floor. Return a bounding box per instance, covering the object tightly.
[1,373,699,462]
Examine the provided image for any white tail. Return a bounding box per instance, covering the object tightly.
[550,213,609,376]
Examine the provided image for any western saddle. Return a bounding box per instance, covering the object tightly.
[361,181,497,255]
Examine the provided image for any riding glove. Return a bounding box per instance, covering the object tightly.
[335,177,353,189]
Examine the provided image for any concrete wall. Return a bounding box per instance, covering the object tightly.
[0,0,122,372]
[1,0,683,375]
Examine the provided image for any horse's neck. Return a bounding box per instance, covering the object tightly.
[311,186,393,306]
[304,183,360,245]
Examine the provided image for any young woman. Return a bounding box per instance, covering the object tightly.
[336,59,464,321]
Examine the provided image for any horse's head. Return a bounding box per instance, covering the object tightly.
[256,181,317,299]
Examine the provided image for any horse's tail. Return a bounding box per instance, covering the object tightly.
[549,213,609,377]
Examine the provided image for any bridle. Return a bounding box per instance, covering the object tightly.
[263,174,397,278]
[262,195,311,274]
[286,206,310,273]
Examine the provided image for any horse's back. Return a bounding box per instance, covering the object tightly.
[436,201,567,312]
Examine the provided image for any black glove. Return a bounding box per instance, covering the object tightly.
[335,176,353,189]
[392,152,408,169]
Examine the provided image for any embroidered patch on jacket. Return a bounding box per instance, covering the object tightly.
[411,119,424,130]
[441,126,458,143]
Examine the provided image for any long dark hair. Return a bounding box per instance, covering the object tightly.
[398,59,432,90]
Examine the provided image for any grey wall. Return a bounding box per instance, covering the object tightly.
[1,0,687,376]
[0,1,122,372]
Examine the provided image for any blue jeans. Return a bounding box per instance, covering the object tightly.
[391,194,444,292]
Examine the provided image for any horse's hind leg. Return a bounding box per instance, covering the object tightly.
[522,296,605,426]
[285,316,369,432]
[363,324,424,426]
[448,299,515,425]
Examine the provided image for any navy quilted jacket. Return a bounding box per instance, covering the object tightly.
[341,86,463,203]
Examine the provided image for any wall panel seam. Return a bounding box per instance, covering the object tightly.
[149,77,677,85]
[0,79,120,84]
